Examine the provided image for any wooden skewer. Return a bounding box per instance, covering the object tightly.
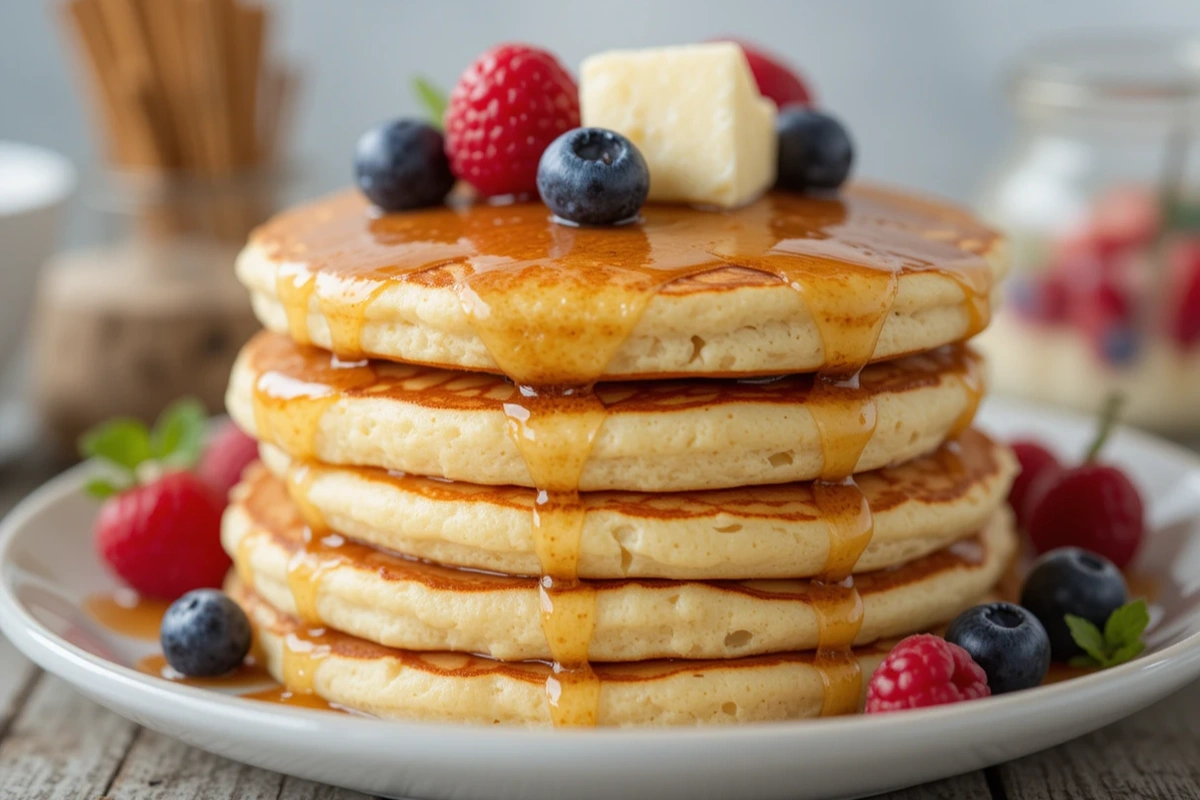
[62,0,138,165]
[60,0,295,241]
[187,0,235,174]
[138,0,200,171]
[94,0,176,167]
[234,4,266,166]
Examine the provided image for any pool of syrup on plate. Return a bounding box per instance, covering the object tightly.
[84,588,341,712]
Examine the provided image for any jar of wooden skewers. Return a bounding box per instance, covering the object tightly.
[33,0,299,455]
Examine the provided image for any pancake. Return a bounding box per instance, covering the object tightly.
[256,429,1017,579]
[233,579,900,726]
[238,186,1007,383]
[227,331,986,492]
[222,470,1017,661]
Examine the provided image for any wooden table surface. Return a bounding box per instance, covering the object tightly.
[2,467,1198,800]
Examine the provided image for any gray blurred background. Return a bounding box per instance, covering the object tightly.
[4,0,1200,228]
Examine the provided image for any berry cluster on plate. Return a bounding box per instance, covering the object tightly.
[81,401,260,677]
[866,395,1151,713]
[354,40,854,223]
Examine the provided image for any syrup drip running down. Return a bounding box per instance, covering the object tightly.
[247,189,997,724]
[276,262,317,347]
[240,461,346,632]
[279,629,333,695]
[498,386,608,727]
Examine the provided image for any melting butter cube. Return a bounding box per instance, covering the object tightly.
[580,42,777,209]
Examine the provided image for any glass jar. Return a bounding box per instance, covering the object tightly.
[977,35,1200,436]
[30,165,297,454]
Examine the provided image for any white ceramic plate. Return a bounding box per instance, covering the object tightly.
[2,397,1200,800]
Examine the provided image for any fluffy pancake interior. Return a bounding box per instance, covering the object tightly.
[253,429,1016,579]
[223,476,1018,662]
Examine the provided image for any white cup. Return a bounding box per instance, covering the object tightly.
[0,142,76,376]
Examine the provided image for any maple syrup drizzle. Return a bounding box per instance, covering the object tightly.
[496,386,608,727]
[318,278,391,357]
[111,608,343,710]
[251,371,338,462]
[793,260,889,715]
[249,189,997,724]
[84,590,171,641]
[242,684,342,711]
[275,262,318,346]
[279,628,332,695]
[134,653,274,688]
[238,467,343,630]
[283,461,329,535]
[949,356,986,436]
[286,531,348,626]
[234,529,263,593]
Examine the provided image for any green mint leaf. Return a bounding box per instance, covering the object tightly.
[1068,654,1101,669]
[150,398,207,468]
[83,477,125,500]
[1107,640,1146,667]
[1065,614,1108,663]
[413,76,448,130]
[1103,598,1150,650]
[79,418,152,474]
[1162,198,1200,233]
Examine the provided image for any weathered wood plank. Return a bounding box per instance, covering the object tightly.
[0,675,138,800]
[995,679,1200,800]
[104,729,283,799]
[103,727,374,799]
[0,636,39,737]
[879,771,994,799]
[278,775,377,799]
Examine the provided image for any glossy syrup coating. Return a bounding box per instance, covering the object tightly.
[243,186,1002,725]
[253,187,999,383]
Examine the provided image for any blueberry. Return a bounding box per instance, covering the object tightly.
[160,589,252,677]
[537,127,650,225]
[945,602,1051,693]
[1101,325,1140,365]
[776,108,854,191]
[1020,547,1128,661]
[355,119,455,211]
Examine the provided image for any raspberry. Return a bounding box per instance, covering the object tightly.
[1022,394,1145,569]
[1166,238,1200,348]
[865,634,990,713]
[96,472,230,600]
[1025,464,1144,569]
[198,420,259,500]
[444,43,580,197]
[1008,440,1060,528]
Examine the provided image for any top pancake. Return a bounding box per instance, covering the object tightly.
[239,186,1007,383]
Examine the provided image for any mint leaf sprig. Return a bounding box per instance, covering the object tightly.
[1066,598,1150,669]
[413,76,448,130]
[79,399,207,500]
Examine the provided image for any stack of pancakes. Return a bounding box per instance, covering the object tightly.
[222,186,1017,726]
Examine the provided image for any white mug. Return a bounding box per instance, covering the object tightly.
[0,142,75,377]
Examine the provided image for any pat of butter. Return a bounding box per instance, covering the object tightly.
[580,42,777,209]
